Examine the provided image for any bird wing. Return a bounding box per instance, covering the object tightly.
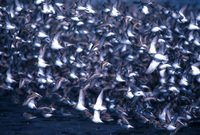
[95,90,104,107]
[146,60,160,74]
[148,36,158,54]
[78,89,85,106]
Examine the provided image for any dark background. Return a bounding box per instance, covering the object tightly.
[2,93,200,135]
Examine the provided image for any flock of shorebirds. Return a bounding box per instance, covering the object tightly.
[1,0,200,134]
